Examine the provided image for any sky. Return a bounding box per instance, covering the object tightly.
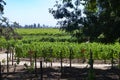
[3,0,57,26]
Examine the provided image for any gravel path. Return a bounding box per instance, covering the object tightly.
[0,53,113,70]
[0,53,8,62]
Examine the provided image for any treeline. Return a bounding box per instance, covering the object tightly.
[15,23,58,28]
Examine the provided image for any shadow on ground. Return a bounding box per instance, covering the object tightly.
[2,66,120,80]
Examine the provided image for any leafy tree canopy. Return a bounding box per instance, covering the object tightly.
[50,0,120,43]
[0,0,6,14]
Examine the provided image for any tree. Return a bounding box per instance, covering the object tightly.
[83,0,120,43]
[50,0,120,43]
[0,17,22,40]
[37,23,41,28]
[0,0,6,14]
[49,0,83,31]
[12,22,20,28]
[99,0,120,43]
[49,0,86,42]
[0,0,21,40]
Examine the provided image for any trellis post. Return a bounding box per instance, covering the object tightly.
[40,61,43,80]
[0,62,2,79]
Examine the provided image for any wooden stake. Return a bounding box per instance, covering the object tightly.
[34,51,37,76]
[12,49,14,65]
[60,51,63,73]
[90,49,93,70]
[40,61,43,80]
[69,48,72,68]
[0,62,2,79]
[6,50,9,74]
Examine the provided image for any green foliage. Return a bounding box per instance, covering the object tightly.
[16,28,76,43]
[0,17,22,40]
[0,37,6,48]
[16,58,20,64]
[16,28,66,36]
[2,58,6,63]
[84,0,120,43]
[0,0,6,14]
[0,1,20,42]
[49,0,83,34]
[24,63,34,72]
[1,28,120,61]
[87,69,95,80]
[14,41,120,60]
[50,0,120,43]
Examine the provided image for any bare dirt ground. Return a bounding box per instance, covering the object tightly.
[1,65,120,80]
[0,52,120,80]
